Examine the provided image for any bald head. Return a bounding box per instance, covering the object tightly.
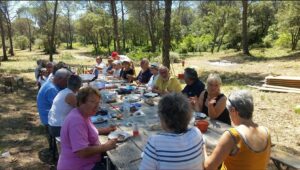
[53,68,72,89]
[159,66,170,80]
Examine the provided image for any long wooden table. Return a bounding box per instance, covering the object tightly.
[95,96,230,170]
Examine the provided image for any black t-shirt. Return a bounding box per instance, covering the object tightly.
[137,68,153,84]
[120,68,134,82]
[182,79,205,97]
[201,91,231,125]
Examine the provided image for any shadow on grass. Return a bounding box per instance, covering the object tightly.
[213,51,300,64]
[199,71,267,86]
[38,148,57,168]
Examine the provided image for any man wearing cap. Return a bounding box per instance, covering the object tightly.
[37,68,71,151]
[153,66,182,95]
[147,63,160,89]
[182,67,205,97]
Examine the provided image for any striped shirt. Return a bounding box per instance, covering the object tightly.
[140,127,204,170]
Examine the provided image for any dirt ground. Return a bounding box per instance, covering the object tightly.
[0,48,300,169]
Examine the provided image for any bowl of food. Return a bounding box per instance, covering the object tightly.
[195,120,209,133]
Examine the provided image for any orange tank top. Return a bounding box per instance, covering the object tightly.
[221,127,271,170]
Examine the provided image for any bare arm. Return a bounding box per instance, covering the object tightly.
[204,131,235,170]
[192,91,205,112]
[65,93,77,107]
[75,139,117,158]
[207,96,227,119]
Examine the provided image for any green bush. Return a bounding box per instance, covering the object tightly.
[14,35,29,50]
[275,33,291,48]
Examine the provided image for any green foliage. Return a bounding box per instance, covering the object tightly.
[14,35,29,50]
[275,33,291,48]
[127,48,159,61]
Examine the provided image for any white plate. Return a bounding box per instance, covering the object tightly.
[144,92,158,98]
[108,131,131,142]
[133,110,145,117]
[194,112,207,119]
[90,115,108,124]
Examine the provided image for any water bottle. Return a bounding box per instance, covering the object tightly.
[133,123,139,136]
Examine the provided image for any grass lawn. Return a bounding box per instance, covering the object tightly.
[0,47,299,169]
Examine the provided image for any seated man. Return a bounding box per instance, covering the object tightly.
[147,63,159,90]
[128,58,152,84]
[95,56,106,71]
[152,66,182,95]
[182,67,205,97]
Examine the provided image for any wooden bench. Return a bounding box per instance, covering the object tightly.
[270,149,300,170]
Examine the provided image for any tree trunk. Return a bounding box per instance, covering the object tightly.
[7,21,13,56]
[121,0,126,51]
[110,0,120,53]
[0,13,7,61]
[162,0,172,69]
[27,19,32,51]
[242,0,250,55]
[49,0,58,62]
[291,28,299,51]
[217,31,226,52]
[67,6,73,49]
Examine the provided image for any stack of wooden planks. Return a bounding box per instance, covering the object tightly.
[265,76,300,88]
[263,76,300,93]
[249,76,300,94]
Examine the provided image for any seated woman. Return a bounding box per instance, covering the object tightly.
[57,87,117,170]
[146,63,159,90]
[120,60,134,83]
[191,73,230,125]
[48,75,82,137]
[140,93,205,170]
[205,90,271,170]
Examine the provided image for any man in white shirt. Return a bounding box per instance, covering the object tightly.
[147,63,160,90]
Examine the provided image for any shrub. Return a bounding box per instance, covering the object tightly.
[14,35,29,50]
[275,33,291,48]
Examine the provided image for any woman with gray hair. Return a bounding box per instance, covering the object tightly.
[48,74,83,137]
[204,90,271,170]
[191,73,230,125]
[140,93,205,170]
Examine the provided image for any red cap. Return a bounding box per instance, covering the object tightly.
[111,51,119,60]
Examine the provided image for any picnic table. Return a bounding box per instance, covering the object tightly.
[57,75,300,170]
[93,90,230,170]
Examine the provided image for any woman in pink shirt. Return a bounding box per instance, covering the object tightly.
[57,87,117,170]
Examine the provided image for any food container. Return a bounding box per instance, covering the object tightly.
[100,90,118,103]
[195,120,209,133]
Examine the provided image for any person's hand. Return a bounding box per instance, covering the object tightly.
[208,97,217,106]
[189,96,198,106]
[104,139,118,151]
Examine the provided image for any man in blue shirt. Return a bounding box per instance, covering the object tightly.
[37,68,71,150]
[182,67,205,97]
[129,58,152,84]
